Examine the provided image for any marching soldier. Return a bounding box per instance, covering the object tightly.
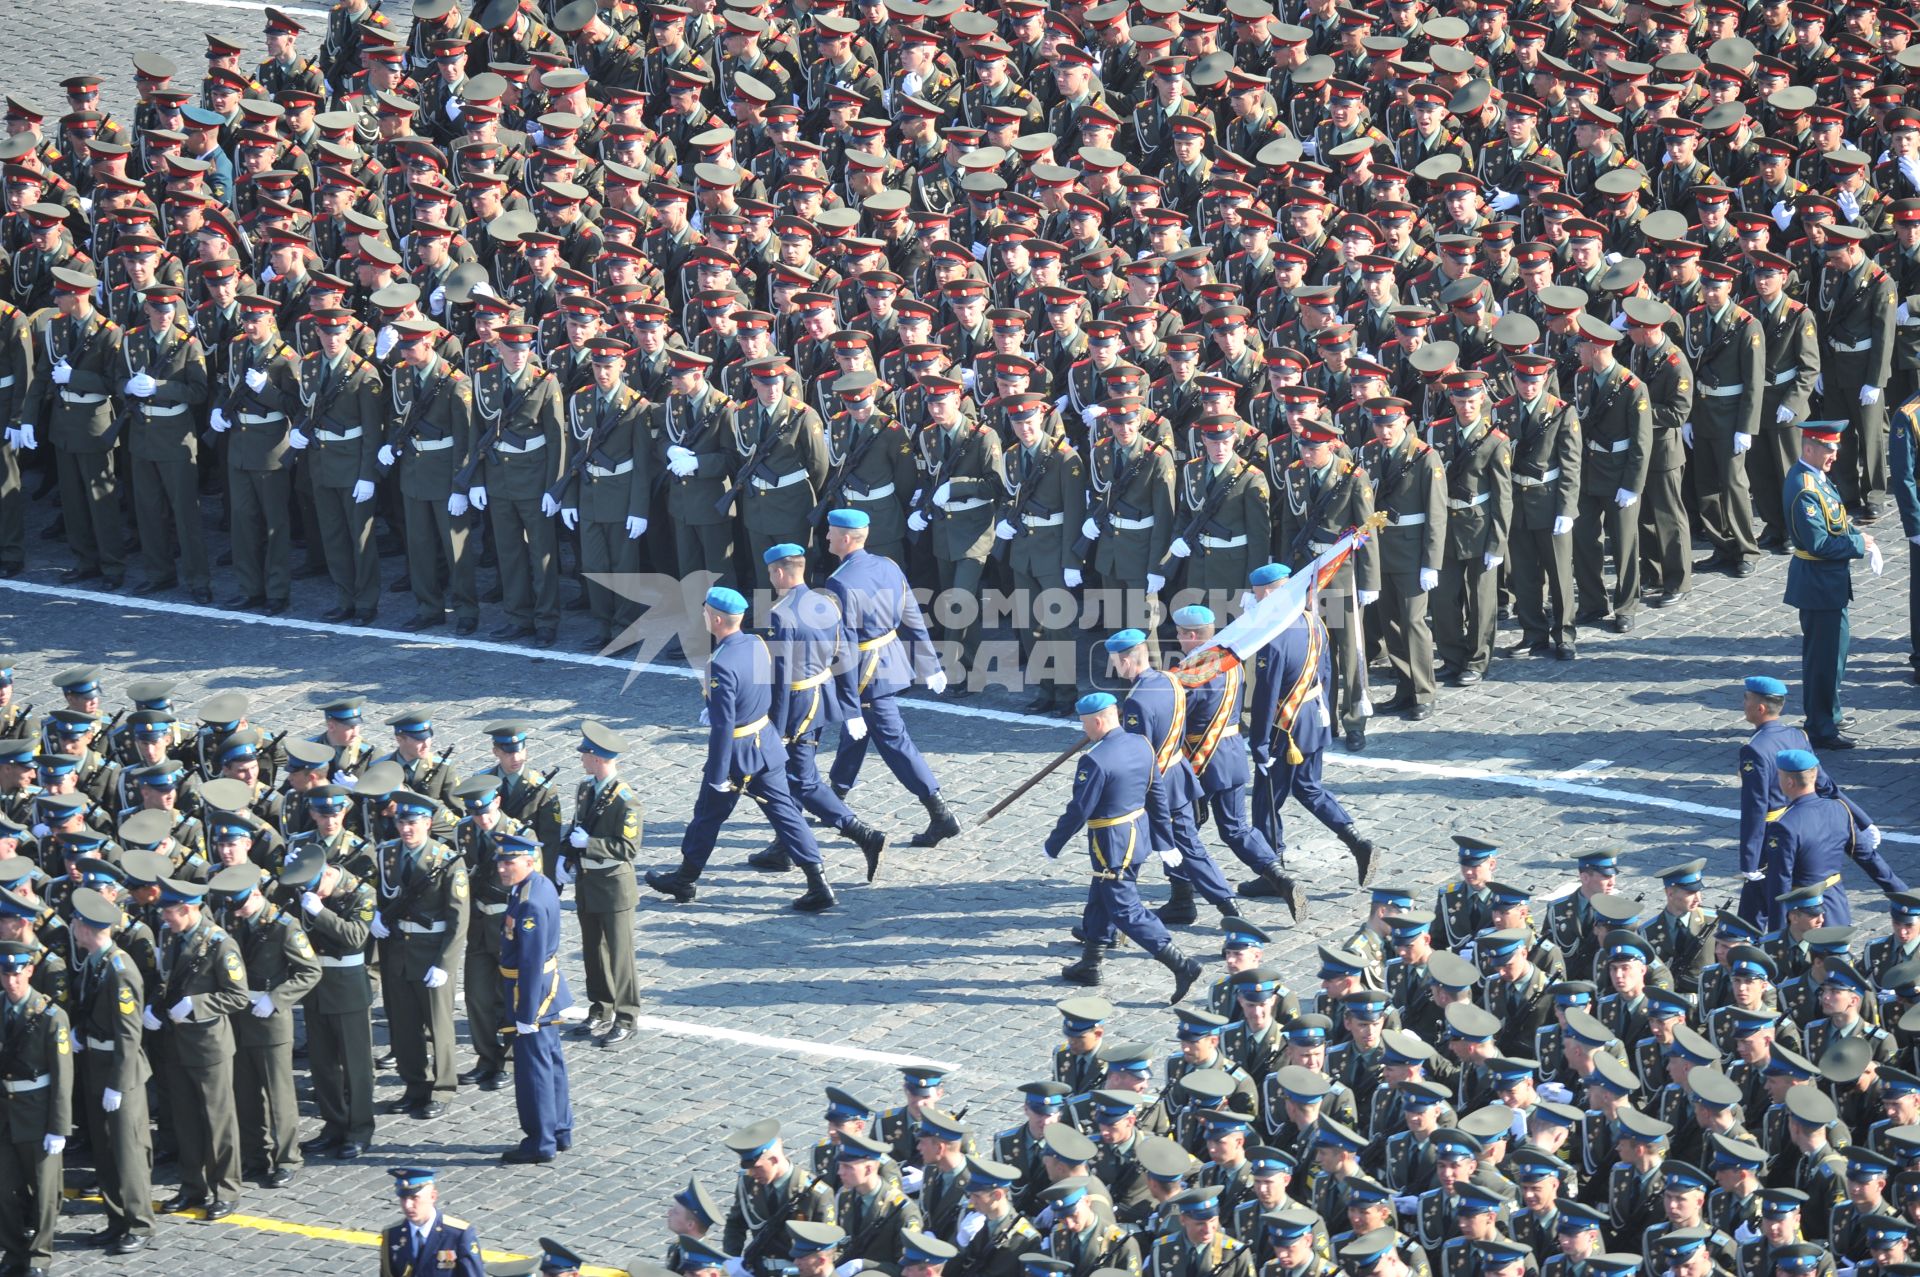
[496,830,575,1164]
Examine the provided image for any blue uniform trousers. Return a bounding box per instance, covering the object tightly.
[511,1023,573,1158]
[1079,856,1174,959]
[1798,607,1851,739]
[1261,749,1354,860]
[826,691,938,799]
[1154,800,1236,905]
[787,729,856,832]
[1202,785,1282,874]
[680,769,823,872]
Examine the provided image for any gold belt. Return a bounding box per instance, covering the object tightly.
[1088,808,1146,829]
[733,715,770,738]
[498,956,559,979]
[790,670,832,690]
[1766,807,1787,822]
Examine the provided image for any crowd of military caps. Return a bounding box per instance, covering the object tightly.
[0,0,1917,729]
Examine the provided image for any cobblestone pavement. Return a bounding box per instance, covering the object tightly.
[3,3,1919,1271]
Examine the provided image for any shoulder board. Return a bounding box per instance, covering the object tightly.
[208,926,230,942]
[305,350,321,361]
[111,953,126,970]
[443,1216,470,1230]
[614,782,633,800]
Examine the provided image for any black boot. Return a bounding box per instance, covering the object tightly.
[909,794,960,847]
[1264,869,1306,923]
[746,840,792,872]
[1061,939,1103,986]
[1155,943,1204,1005]
[644,867,698,903]
[1070,924,1122,949]
[1156,878,1198,926]
[843,819,887,883]
[791,862,837,913]
[1338,824,1377,886]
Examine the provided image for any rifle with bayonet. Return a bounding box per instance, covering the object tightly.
[716,402,782,517]
[1158,460,1245,569]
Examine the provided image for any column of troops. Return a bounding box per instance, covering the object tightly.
[0,661,643,1268]
[0,0,1913,739]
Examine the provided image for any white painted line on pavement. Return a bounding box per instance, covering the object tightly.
[630,1014,958,1070]
[160,0,333,15]
[1555,759,1611,780]
[7,578,1915,848]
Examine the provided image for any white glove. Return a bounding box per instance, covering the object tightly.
[995,519,1018,540]
[447,97,462,121]
[1903,155,1920,187]
[330,770,353,786]
[907,509,930,533]
[1081,516,1103,541]
[50,359,72,385]
[260,265,278,284]
[541,493,561,516]
[569,825,589,849]
[526,124,544,147]
[376,325,398,358]
[1866,825,1883,850]
[10,423,32,450]
[469,485,487,509]
[666,443,696,472]
[1777,404,1795,424]
[43,1135,64,1155]
[1552,515,1575,536]
[125,371,157,398]
[1682,420,1695,448]
[555,859,575,886]
[168,997,194,1023]
[1063,567,1083,588]
[562,507,579,529]
[1300,135,1319,158]
[424,966,449,988]
[370,914,390,939]
[246,367,268,393]
[1816,374,1825,394]
[1614,487,1638,509]
[707,781,734,794]
[429,285,446,316]
[927,670,948,695]
[102,1087,122,1112]
[845,717,868,741]
[1054,395,1070,414]
[1838,188,1861,221]
[1861,385,1881,406]
[251,992,275,1018]
[141,1007,161,1031]
[1604,252,1624,265]
[1358,589,1380,605]
[447,493,469,516]
[353,479,376,503]
[956,1210,986,1247]
[960,367,977,393]
[1743,870,1766,883]
[1911,534,1920,546]
[1491,189,1520,212]
[377,444,397,468]
[2,426,18,449]
[971,241,988,260]
[836,1263,865,1277]
[933,480,953,508]
[626,515,646,539]
[1157,849,1184,868]
[1146,572,1165,593]
[1418,567,1438,592]
[30,822,49,839]
[301,890,323,915]
[1901,302,1913,325]
[1483,553,1502,570]
[900,1166,926,1194]
[1168,537,1191,559]
[1734,431,1752,455]
[1611,311,1629,332]
[1773,200,1794,232]
[288,428,310,449]
[1080,404,1104,428]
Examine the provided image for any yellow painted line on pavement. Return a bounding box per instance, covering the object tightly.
[186,1208,631,1277]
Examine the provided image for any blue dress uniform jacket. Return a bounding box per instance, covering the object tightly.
[767,583,862,739]
[1043,728,1173,960]
[1123,669,1202,813]
[501,871,572,1027]
[821,548,943,698]
[1182,665,1250,796]
[1892,402,1918,673]
[1249,615,1335,765]
[381,1211,486,1277]
[1783,458,1866,611]
[703,628,787,790]
[1761,790,1905,928]
[1736,718,1871,918]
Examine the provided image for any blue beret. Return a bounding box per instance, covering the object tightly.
[827,509,870,529]
[706,587,748,615]
[764,542,806,565]
[1776,748,1819,772]
[1075,692,1117,715]
[1744,675,1789,697]
[1171,605,1216,627]
[1249,563,1291,586]
[1104,629,1148,653]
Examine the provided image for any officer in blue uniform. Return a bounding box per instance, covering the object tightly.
[1761,749,1902,929]
[496,831,573,1165]
[380,1167,485,1277]
[1105,629,1243,933]
[754,542,888,881]
[1782,421,1876,749]
[1889,393,1918,684]
[1169,604,1304,915]
[645,586,837,913]
[820,510,962,849]
[1244,564,1378,897]
[1043,690,1205,1004]
[1734,675,1871,922]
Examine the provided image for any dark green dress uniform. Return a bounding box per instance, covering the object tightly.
[1495,389,1582,655]
[563,763,642,1036]
[1628,334,1694,602]
[0,949,72,1274]
[1365,427,1446,710]
[731,389,830,587]
[70,921,154,1248]
[1085,430,1176,593]
[1750,292,1821,545]
[999,429,1087,709]
[1048,1210,1142,1277]
[1171,451,1269,605]
[32,287,127,583]
[225,885,321,1182]
[299,342,384,620]
[838,1176,923,1264]
[0,298,34,575]
[919,413,1004,662]
[220,320,303,607]
[656,367,739,584]
[563,378,650,645]
[1812,243,1896,510]
[1430,410,1512,679]
[1782,446,1867,743]
[1273,450,1379,740]
[154,900,251,1211]
[455,804,522,1083]
[1684,301,1764,567]
[123,314,211,595]
[1571,357,1653,628]
[472,357,567,640]
[281,848,376,1150]
[373,810,470,1112]
[388,352,477,628]
[821,397,916,565]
